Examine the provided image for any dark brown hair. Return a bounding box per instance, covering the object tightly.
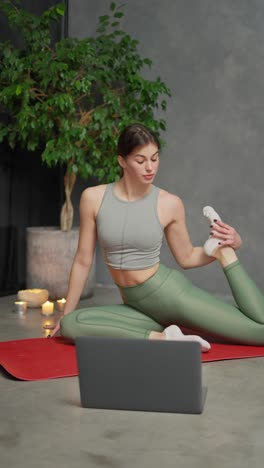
[117,123,160,157]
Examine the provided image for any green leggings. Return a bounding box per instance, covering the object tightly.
[61,261,264,345]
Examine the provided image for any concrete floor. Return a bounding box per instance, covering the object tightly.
[1,287,264,468]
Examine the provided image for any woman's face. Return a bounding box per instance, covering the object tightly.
[118,143,160,184]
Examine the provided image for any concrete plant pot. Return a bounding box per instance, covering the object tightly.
[26,227,95,299]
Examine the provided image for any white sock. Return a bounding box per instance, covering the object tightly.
[203,205,222,256]
[164,325,211,352]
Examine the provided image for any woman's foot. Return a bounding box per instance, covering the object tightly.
[203,206,222,256]
[164,325,211,352]
[203,205,238,266]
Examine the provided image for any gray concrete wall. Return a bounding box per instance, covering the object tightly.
[69,0,264,295]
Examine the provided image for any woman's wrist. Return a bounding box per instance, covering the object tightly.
[62,309,71,316]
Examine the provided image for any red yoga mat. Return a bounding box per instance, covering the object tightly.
[1,337,264,381]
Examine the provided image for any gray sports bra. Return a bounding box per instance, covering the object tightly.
[96,183,164,270]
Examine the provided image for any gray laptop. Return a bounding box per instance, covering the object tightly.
[75,336,207,414]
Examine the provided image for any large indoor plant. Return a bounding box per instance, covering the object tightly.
[0,1,171,297]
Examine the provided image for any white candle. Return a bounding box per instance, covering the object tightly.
[56,298,66,313]
[14,301,27,315]
[41,301,54,316]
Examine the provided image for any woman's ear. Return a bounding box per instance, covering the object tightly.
[117,155,126,169]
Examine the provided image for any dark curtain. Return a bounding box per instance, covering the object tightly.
[0,143,64,295]
[0,0,68,295]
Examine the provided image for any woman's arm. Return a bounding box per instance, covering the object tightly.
[164,195,242,269]
[50,188,97,336]
[62,188,97,314]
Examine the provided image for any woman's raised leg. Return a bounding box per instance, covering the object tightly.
[214,247,264,324]
[120,263,264,345]
[203,205,264,324]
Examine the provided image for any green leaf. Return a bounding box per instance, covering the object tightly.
[56,7,65,16]
[114,12,123,18]
[0,125,8,142]
[99,15,110,22]
[161,100,167,111]
[143,58,152,67]
[15,85,22,96]
[27,140,37,151]
[110,3,116,11]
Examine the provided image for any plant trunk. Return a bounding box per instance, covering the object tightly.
[60,170,76,231]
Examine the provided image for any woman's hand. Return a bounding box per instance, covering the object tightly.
[49,318,61,338]
[211,220,242,250]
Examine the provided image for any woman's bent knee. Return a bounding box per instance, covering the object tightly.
[60,312,75,339]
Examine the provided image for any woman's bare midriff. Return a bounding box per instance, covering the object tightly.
[108,263,159,288]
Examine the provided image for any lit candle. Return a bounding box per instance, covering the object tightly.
[41,301,54,316]
[14,301,27,315]
[56,298,66,313]
[42,318,56,337]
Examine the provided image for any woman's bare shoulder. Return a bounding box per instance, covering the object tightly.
[81,184,108,201]
[157,188,186,227]
[159,188,184,209]
[80,184,108,217]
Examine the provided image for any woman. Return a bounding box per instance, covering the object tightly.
[51,123,264,350]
